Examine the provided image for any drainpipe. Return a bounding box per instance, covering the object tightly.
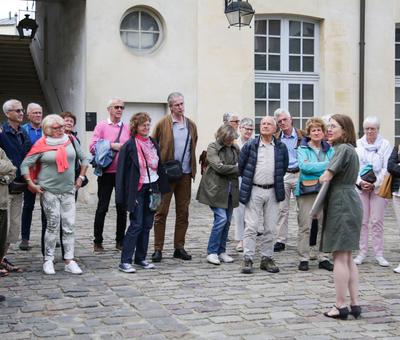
[358,0,365,137]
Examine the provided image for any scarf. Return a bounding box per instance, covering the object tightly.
[357,134,384,173]
[135,135,159,191]
[26,134,71,183]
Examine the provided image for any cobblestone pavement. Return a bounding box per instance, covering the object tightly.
[1,196,400,339]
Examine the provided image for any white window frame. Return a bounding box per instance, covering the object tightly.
[255,16,320,131]
[120,7,164,55]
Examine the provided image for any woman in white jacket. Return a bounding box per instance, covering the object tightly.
[354,116,392,266]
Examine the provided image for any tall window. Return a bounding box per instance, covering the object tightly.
[254,17,319,132]
[395,25,400,145]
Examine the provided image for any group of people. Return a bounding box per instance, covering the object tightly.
[0,93,399,320]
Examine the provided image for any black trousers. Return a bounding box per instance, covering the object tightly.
[0,210,7,259]
[93,173,127,245]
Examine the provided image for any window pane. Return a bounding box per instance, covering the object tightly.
[141,12,159,31]
[396,27,400,42]
[268,83,280,99]
[289,38,301,53]
[303,22,314,37]
[141,33,158,49]
[396,137,400,146]
[396,87,400,102]
[255,20,266,35]
[303,39,314,54]
[121,12,139,30]
[268,101,281,115]
[120,31,139,48]
[268,37,280,53]
[289,84,300,99]
[302,102,314,116]
[302,119,309,129]
[395,104,400,119]
[302,84,314,99]
[289,101,300,116]
[255,54,266,70]
[268,55,280,71]
[255,83,266,98]
[396,44,400,59]
[255,101,266,116]
[269,20,280,35]
[303,56,314,72]
[292,118,300,129]
[396,121,400,136]
[289,21,301,36]
[396,61,400,76]
[289,56,301,71]
[255,37,266,52]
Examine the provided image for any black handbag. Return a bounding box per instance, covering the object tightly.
[299,179,321,195]
[69,136,89,187]
[360,169,377,183]
[8,180,27,195]
[164,122,190,182]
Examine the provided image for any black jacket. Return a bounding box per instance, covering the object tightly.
[116,136,170,212]
[238,136,288,204]
[387,145,400,193]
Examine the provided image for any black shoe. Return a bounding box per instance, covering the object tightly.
[173,248,192,261]
[56,241,61,248]
[0,295,5,302]
[260,256,280,273]
[324,305,349,320]
[152,250,162,262]
[19,240,31,251]
[257,232,263,236]
[241,257,253,274]
[298,261,309,271]
[319,260,334,271]
[350,305,362,319]
[274,242,285,252]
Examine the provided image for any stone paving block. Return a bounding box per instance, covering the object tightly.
[148,317,189,332]
[73,326,94,334]
[209,315,243,324]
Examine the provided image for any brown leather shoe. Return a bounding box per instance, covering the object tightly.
[260,256,280,273]
[93,243,104,252]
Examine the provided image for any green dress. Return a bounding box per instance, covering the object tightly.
[320,143,362,252]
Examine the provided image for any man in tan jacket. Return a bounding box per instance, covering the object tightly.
[151,92,198,262]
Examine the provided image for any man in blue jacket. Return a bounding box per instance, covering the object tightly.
[0,99,32,271]
[239,116,288,274]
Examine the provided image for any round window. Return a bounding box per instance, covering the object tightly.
[120,8,163,54]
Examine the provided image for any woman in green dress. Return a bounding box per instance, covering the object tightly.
[319,114,363,320]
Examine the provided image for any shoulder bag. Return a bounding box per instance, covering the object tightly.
[68,135,89,187]
[140,145,161,212]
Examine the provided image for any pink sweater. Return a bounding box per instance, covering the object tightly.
[89,119,130,173]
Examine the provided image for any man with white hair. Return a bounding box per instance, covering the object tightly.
[273,108,304,252]
[89,98,130,252]
[20,103,45,251]
[0,99,32,272]
[239,116,288,274]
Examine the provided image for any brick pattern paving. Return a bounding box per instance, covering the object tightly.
[0,197,399,339]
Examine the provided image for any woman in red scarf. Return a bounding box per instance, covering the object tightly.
[20,114,88,275]
[116,112,169,273]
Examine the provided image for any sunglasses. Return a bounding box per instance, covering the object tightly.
[113,105,125,110]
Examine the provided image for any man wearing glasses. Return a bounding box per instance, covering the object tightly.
[0,99,32,272]
[273,108,304,253]
[89,98,130,252]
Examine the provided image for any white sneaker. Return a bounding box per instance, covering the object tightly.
[43,260,55,275]
[393,264,400,274]
[375,256,390,267]
[219,253,234,263]
[207,254,220,265]
[353,255,365,265]
[65,260,83,274]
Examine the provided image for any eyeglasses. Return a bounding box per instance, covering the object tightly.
[9,108,24,113]
[243,127,254,132]
[230,120,240,123]
[112,105,125,110]
[277,118,289,124]
[51,125,64,130]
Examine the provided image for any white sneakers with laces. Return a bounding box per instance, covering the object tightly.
[375,256,389,267]
[393,264,400,274]
[219,253,234,263]
[207,254,220,265]
[65,260,83,274]
[353,255,365,265]
[43,260,55,275]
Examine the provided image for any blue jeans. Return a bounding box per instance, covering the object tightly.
[121,184,154,264]
[207,196,233,255]
[21,189,47,241]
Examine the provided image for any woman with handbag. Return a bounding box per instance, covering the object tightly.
[20,114,88,275]
[296,118,334,272]
[116,112,170,273]
[319,114,363,319]
[354,116,392,267]
[196,124,240,265]
[387,144,400,273]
